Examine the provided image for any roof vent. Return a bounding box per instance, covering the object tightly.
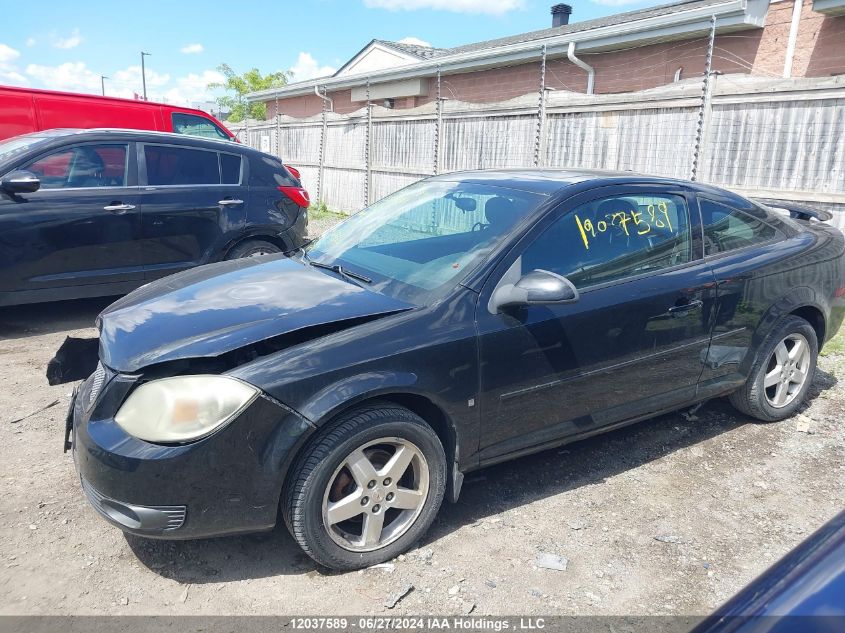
[551,3,572,27]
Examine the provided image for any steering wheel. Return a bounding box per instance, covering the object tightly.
[471,221,487,232]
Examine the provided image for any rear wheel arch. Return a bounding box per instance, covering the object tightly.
[221,232,289,260]
[790,305,826,347]
[729,314,819,421]
[743,288,825,372]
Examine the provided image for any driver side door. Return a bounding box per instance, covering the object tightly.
[475,185,717,463]
[0,142,143,300]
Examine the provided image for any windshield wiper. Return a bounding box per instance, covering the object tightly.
[309,260,372,285]
[290,239,314,262]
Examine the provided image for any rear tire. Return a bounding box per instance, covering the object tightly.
[283,404,446,571]
[728,315,818,422]
[225,239,281,259]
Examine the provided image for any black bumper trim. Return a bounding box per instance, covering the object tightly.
[81,477,186,533]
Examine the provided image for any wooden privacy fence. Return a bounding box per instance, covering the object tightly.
[230,73,845,230]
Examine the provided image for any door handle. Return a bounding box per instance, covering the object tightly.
[668,299,704,316]
[103,203,136,213]
[218,198,244,206]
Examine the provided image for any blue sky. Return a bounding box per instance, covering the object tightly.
[0,0,666,107]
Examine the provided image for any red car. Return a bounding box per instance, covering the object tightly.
[0,85,236,142]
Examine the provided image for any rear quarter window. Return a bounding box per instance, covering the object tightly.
[699,198,781,256]
[220,153,242,185]
[249,154,296,188]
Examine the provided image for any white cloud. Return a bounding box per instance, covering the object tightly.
[398,36,432,47]
[364,0,524,14]
[161,69,226,105]
[53,28,83,50]
[26,61,99,91]
[288,52,336,81]
[25,37,36,47]
[0,43,20,63]
[23,59,223,106]
[180,43,204,54]
[0,43,26,84]
[110,65,171,93]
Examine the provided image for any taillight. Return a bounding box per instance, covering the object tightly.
[278,185,310,208]
[835,286,845,299]
[284,164,301,179]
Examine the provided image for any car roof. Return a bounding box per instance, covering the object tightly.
[0,85,218,115]
[427,168,751,203]
[7,128,252,154]
[0,129,280,173]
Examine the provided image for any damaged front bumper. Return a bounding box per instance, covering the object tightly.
[67,364,314,539]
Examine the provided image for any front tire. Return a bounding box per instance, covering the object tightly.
[729,315,818,422]
[283,404,446,570]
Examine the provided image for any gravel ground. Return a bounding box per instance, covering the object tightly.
[1,217,843,616]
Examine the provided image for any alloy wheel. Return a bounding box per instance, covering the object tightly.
[321,437,429,552]
[763,333,811,408]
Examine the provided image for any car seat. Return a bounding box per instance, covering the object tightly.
[67,148,106,188]
[484,197,515,231]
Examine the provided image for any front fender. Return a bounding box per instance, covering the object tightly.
[298,371,419,425]
[295,376,466,502]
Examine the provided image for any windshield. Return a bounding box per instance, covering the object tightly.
[307,179,547,304]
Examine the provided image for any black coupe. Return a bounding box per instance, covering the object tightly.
[56,170,845,570]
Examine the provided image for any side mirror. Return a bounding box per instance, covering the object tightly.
[490,269,579,313]
[1,170,41,194]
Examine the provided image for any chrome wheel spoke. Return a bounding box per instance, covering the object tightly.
[381,445,415,481]
[788,339,804,362]
[346,449,378,488]
[391,487,424,510]
[791,368,807,385]
[362,510,386,547]
[326,490,364,525]
[773,381,789,406]
[764,367,782,388]
[774,341,790,366]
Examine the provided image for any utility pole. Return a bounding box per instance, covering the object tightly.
[100,75,108,96]
[140,51,151,100]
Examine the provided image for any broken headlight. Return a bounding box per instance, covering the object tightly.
[114,376,259,443]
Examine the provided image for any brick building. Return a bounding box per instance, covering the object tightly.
[249,0,845,118]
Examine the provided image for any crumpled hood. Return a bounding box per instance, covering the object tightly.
[97,256,413,373]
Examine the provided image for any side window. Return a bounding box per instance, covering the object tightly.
[522,193,692,288]
[220,153,242,185]
[699,199,779,255]
[24,144,128,189]
[144,145,220,186]
[249,154,297,188]
[171,113,229,140]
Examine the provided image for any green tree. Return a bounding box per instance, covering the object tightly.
[208,64,289,122]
